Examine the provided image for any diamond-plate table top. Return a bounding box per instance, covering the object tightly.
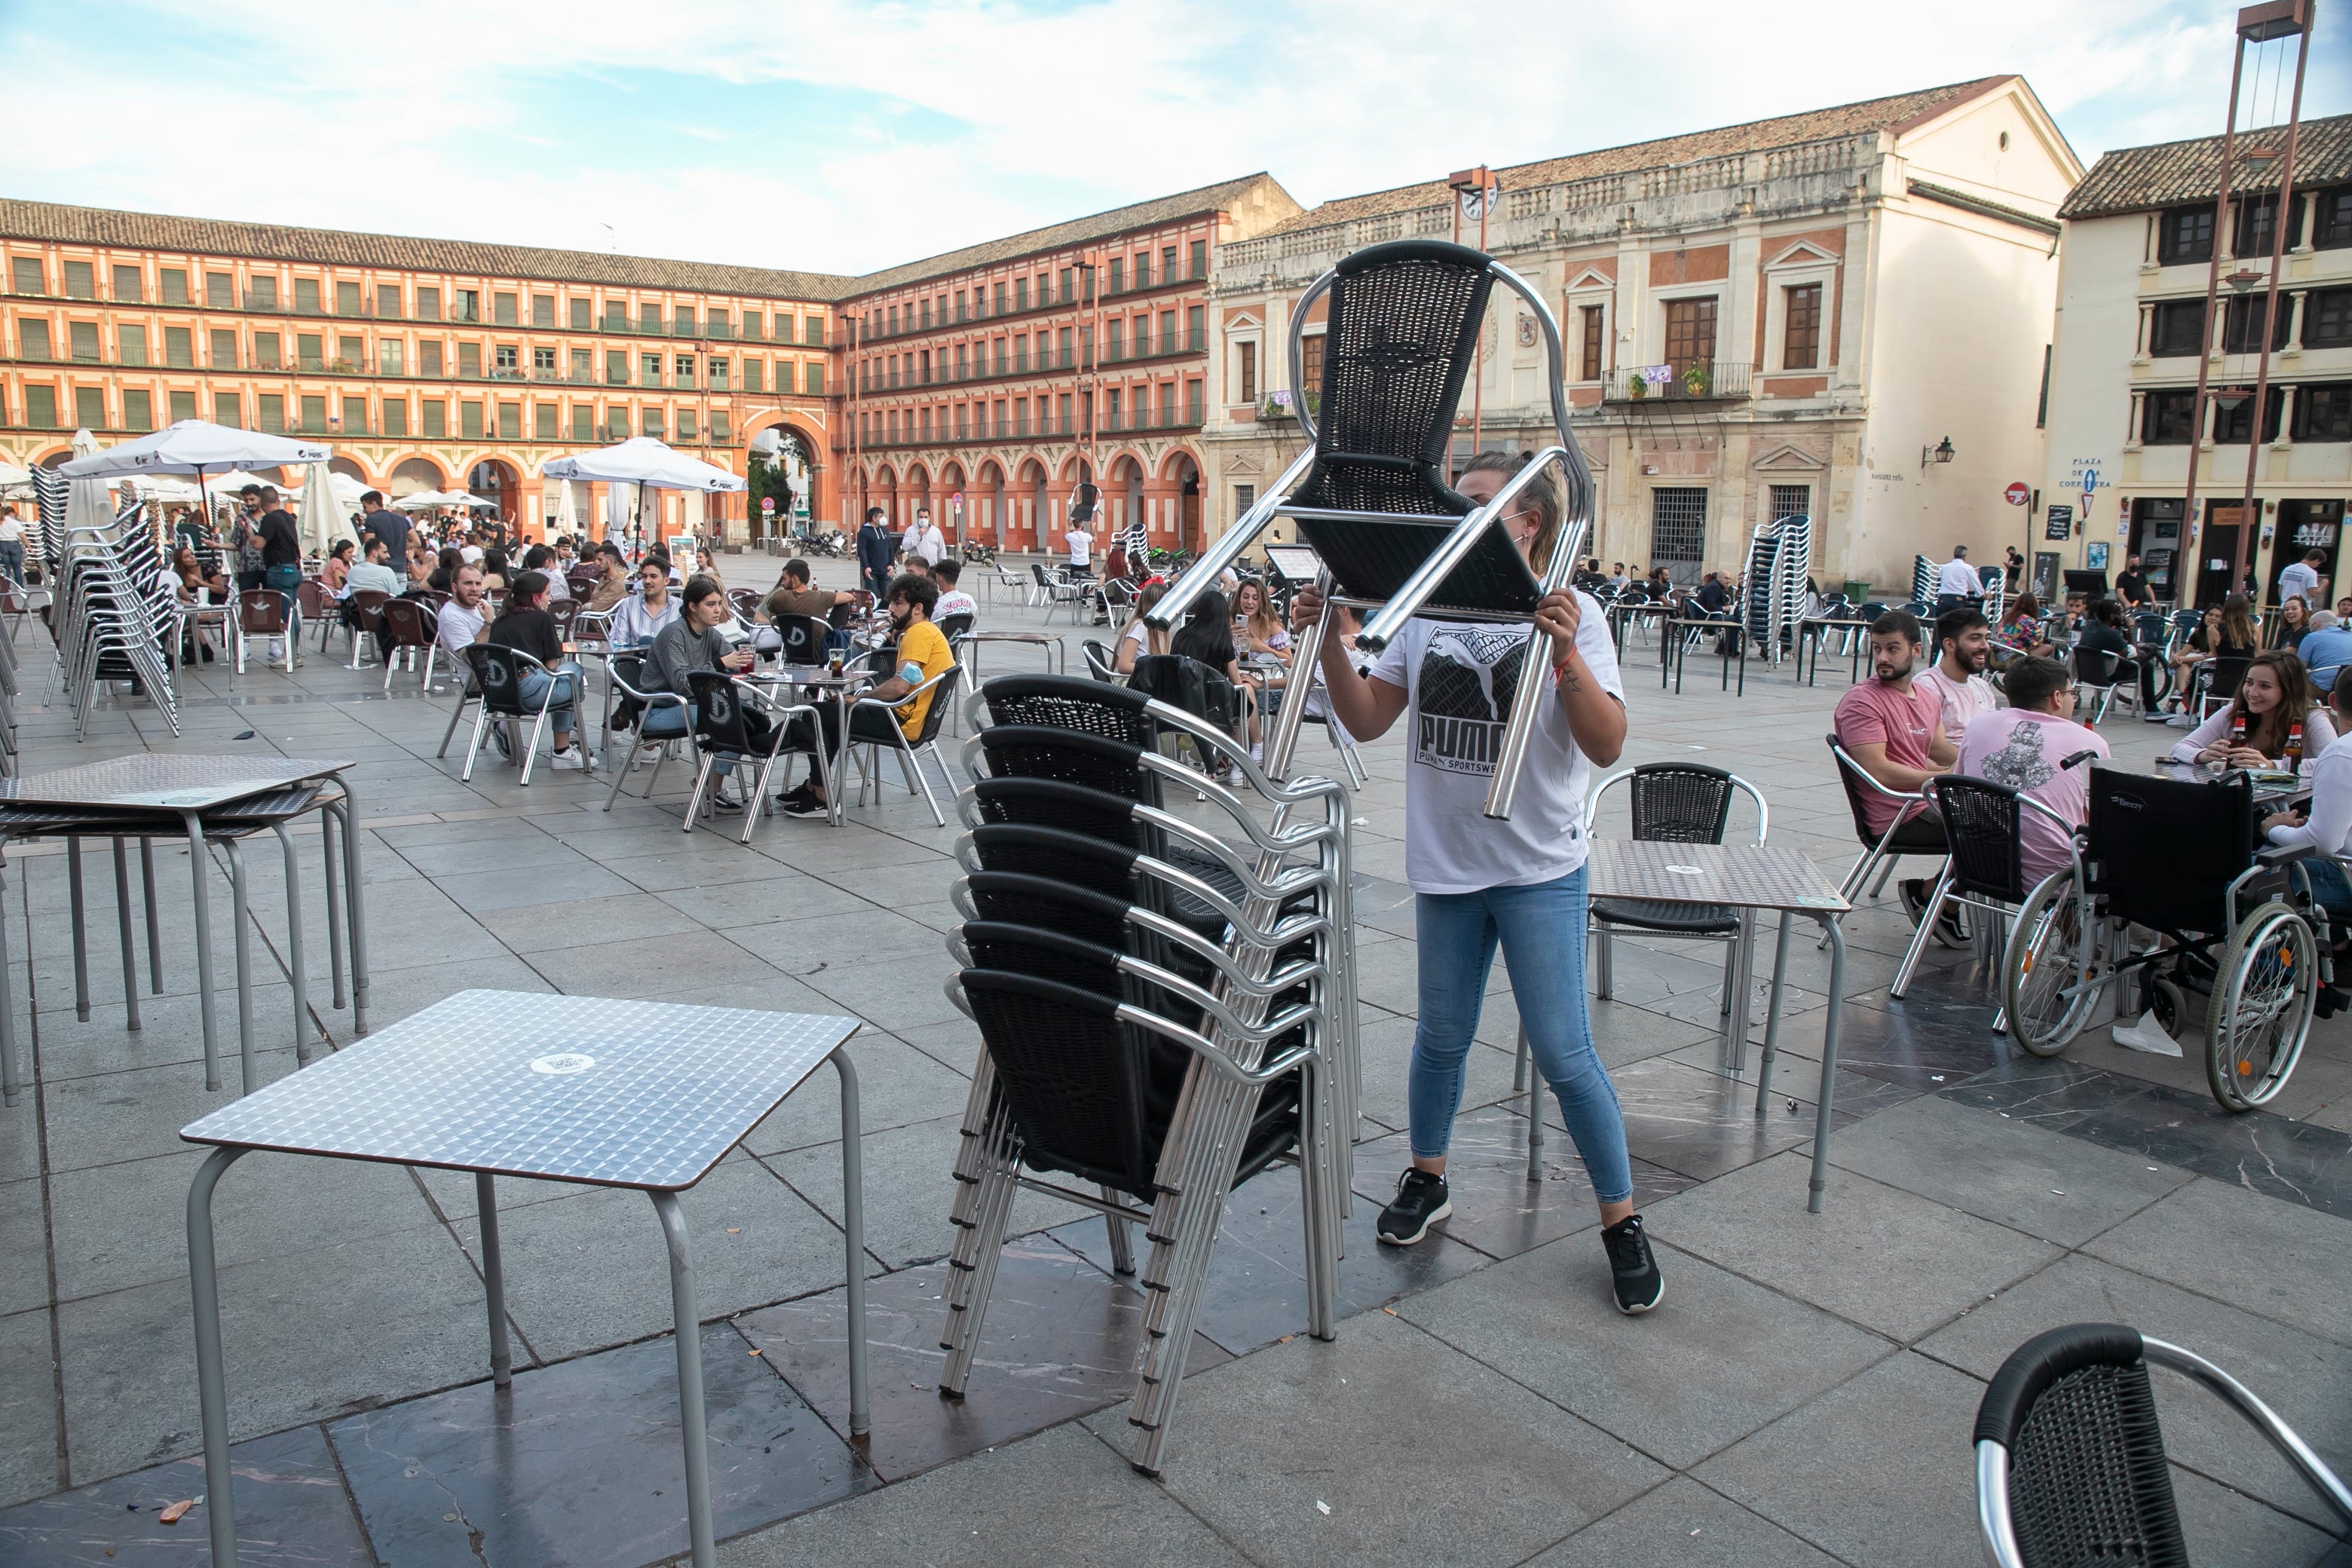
[1589,839,1851,914]
[2,755,354,813]
[0,782,329,838]
[181,990,859,1190]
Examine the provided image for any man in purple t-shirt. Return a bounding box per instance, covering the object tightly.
[1833,609,1958,938]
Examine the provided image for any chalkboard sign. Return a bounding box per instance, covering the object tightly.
[2044,504,2074,541]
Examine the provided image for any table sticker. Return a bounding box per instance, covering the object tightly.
[529,1053,598,1076]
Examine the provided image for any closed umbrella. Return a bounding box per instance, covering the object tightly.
[298,461,351,553]
[63,429,115,538]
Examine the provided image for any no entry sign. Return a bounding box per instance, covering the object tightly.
[2004,482,2029,507]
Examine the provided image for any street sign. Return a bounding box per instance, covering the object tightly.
[2004,482,2030,507]
[761,496,775,513]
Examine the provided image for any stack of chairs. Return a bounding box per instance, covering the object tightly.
[938,672,1357,1475]
[32,471,181,739]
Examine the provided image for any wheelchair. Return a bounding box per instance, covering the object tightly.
[2001,764,2329,1111]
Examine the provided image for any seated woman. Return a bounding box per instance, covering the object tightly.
[483,571,594,770]
[640,574,761,812]
[2262,674,2352,946]
[1169,588,1260,765]
[2170,650,2334,768]
[426,546,463,594]
[1114,580,1171,675]
[2276,594,2312,654]
[479,547,510,595]
[2173,593,2262,718]
[2167,603,2225,713]
[1995,593,2052,658]
[320,539,354,598]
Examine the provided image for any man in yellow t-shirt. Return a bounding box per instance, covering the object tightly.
[776,572,958,818]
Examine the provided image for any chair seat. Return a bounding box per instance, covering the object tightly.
[1590,896,1740,935]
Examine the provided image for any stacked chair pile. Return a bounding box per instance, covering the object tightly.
[938,672,1358,1475]
[32,469,181,740]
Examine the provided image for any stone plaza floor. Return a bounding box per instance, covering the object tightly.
[0,561,2346,1567]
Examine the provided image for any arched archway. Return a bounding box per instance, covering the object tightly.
[940,463,968,548]
[873,465,899,532]
[328,454,371,488]
[468,458,522,531]
[1017,458,1049,552]
[904,464,932,532]
[978,461,1006,545]
[1159,449,1202,552]
[1112,454,1146,547]
[387,456,444,498]
[748,421,821,537]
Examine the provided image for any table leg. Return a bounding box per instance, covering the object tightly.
[1756,912,1793,1113]
[1807,914,1847,1214]
[188,1146,250,1567]
[320,807,347,1012]
[0,853,20,1106]
[650,1190,715,1568]
[224,838,257,1096]
[66,838,90,1022]
[181,813,221,1092]
[476,1172,513,1388]
[140,837,164,993]
[272,825,310,1066]
[338,781,369,1037]
[831,1048,870,1439]
[111,838,141,1033]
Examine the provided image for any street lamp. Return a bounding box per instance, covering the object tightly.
[1920,436,1955,471]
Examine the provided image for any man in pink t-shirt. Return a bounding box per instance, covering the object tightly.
[1916,607,1998,744]
[1833,611,1952,838]
[1954,655,2108,883]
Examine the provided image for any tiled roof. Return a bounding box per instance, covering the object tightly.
[1262,77,2019,235]
[0,198,853,301]
[840,174,1294,299]
[2059,113,2352,219]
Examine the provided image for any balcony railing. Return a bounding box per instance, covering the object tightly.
[846,403,1206,452]
[1603,360,1755,403]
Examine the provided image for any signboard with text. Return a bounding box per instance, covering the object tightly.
[2044,504,2074,541]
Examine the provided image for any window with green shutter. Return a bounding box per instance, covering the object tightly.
[423,400,446,437]
[675,354,694,387]
[338,335,363,368]
[532,294,554,328]
[640,304,662,333]
[535,403,557,439]
[64,261,94,299]
[295,278,321,314]
[642,353,661,386]
[300,395,326,432]
[75,386,105,427]
[416,286,441,318]
[573,405,593,440]
[69,322,100,362]
[458,343,482,378]
[119,324,148,366]
[494,292,517,325]
[17,319,51,359]
[607,350,626,383]
[709,357,729,390]
[165,326,192,366]
[744,311,764,341]
[170,390,197,422]
[258,394,285,432]
[608,407,629,438]
[25,384,59,426]
[675,307,697,335]
[677,408,697,439]
[297,333,322,369]
[250,277,278,309]
[124,390,152,430]
[461,400,484,438]
[161,268,188,305]
[644,406,665,438]
[12,256,44,294]
[806,317,824,346]
[570,298,590,330]
[712,410,729,442]
[254,332,281,367]
[207,272,234,308]
[378,284,403,318]
[380,340,405,375]
[744,358,763,393]
[113,265,142,302]
[419,341,442,375]
[805,361,823,394]
[210,329,238,367]
[382,398,407,436]
[341,395,366,433]
[497,402,519,439]
[337,280,362,315]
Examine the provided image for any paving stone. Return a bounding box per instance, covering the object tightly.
[2081,1176,2352,1345]
[1087,1309,1665,1566]
[1526,1476,1840,1566]
[0,1307,58,1508]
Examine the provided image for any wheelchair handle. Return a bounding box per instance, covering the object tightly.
[2060,750,2100,770]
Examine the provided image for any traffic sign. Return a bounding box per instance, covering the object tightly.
[761,496,775,513]
[2004,482,2029,507]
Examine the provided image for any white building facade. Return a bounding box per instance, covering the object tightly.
[1204,77,2081,593]
[2041,115,2352,608]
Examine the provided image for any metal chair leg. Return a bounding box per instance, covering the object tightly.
[1888,868,1954,999]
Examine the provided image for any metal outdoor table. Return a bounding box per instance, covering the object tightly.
[1587,838,1854,1213]
[0,755,369,1101]
[753,664,874,826]
[178,989,869,1568]
[1606,600,1671,664]
[1668,615,1748,696]
[1793,616,1866,687]
[957,628,1065,681]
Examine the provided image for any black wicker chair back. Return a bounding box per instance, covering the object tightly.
[1974,1324,2188,1568]
[379,596,433,650]
[467,642,542,718]
[936,611,975,643]
[1932,775,2032,904]
[980,672,1159,746]
[1625,762,1735,844]
[1285,240,1542,617]
[1127,653,1238,732]
[684,671,770,758]
[774,614,829,667]
[2087,767,2254,936]
[975,723,1161,805]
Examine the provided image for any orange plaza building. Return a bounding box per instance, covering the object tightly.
[0,199,842,541]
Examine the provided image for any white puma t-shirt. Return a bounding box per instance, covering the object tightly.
[1368,596,1624,895]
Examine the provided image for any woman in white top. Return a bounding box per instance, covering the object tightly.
[1294,452,1660,1314]
[1114,580,1170,675]
[2168,651,2333,768]
[2264,675,2352,936]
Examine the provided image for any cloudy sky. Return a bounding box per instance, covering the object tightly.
[6,0,2345,280]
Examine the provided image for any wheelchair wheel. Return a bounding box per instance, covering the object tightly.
[2206,903,2316,1111]
[2005,869,2099,1055]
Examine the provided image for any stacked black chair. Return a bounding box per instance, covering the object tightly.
[1974,1322,2350,1566]
[939,672,1355,1476]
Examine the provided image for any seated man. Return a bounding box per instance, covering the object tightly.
[583,542,632,612]
[608,553,679,648]
[341,535,406,658]
[2298,610,2352,694]
[483,571,593,769]
[759,556,856,622]
[778,573,955,818]
[1952,655,2108,884]
[1833,609,1956,937]
[932,558,977,623]
[1916,607,1997,740]
[435,562,489,675]
[639,574,761,813]
[523,544,570,600]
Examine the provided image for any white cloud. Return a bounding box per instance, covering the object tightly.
[3,0,2342,277]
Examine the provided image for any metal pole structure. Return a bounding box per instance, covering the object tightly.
[2234,5,2314,592]
[2182,25,2249,594]
[1448,167,1496,471]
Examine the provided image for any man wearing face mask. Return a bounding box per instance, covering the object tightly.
[776,572,954,819]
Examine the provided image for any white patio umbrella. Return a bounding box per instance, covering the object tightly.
[60,420,331,534]
[445,492,496,510]
[543,437,743,554]
[550,476,576,536]
[124,475,203,504]
[297,461,354,553]
[63,430,115,537]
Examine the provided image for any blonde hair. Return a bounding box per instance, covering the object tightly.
[1460,452,1563,571]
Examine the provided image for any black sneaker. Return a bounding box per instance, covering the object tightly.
[709,791,743,814]
[1601,1214,1664,1314]
[1898,877,1928,926]
[1376,1168,1451,1246]
[779,792,830,819]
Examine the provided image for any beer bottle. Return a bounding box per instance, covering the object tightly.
[2230,712,2247,752]
[2286,718,2305,772]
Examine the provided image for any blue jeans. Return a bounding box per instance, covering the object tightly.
[0,539,21,583]
[513,662,580,730]
[2303,858,2352,923]
[1410,866,1634,1204]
